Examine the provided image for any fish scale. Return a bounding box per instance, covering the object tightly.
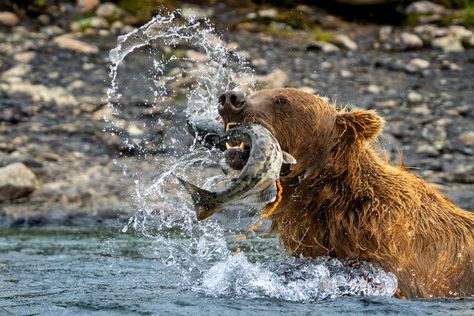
[176,124,296,220]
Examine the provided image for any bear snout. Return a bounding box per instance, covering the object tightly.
[218,91,247,121]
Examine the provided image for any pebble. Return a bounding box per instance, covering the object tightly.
[13,51,36,64]
[364,84,382,94]
[110,20,124,32]
[0,162,37,202]
[37,14,51,25]
[306,41,340,54]
[297,87,316,94]
[340,69,353,78]
[399,32,424,50]
[185,50,208,62]
[1,64,30,82]
[258,8,278,18]
[89,17,109,29]
[333,34,358,50]
[407,91,424,104]
[459,131,474,146]
[0,11,19,27]
[52,34,99,54]
[375,99,398,109]
[41,25,64,37]
[416,144,439,157]
[405,58,430,73]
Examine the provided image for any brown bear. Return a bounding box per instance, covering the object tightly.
[217,88,474,298]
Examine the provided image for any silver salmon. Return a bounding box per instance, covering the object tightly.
[176,124,296,220]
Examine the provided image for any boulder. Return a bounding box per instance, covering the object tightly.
[0,163,37,202]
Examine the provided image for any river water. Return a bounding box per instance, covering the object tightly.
[1,228,473,315]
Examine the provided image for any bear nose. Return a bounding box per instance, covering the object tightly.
[217,91,246,118]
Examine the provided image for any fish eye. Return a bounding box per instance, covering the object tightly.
[275,97,287,105]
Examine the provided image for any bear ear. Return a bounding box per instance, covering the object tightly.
[336,109,384,142]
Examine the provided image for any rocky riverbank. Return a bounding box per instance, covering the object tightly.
[0,1,473,227]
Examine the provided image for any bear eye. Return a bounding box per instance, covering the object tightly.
[275,97,287,105]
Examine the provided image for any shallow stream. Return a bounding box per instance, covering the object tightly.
[1,228,473,315]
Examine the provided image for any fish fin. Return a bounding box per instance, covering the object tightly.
[174,175,219,220]
[282,151,297,164]
[241,182,278,205]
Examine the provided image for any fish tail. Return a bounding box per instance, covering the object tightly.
[174,175,219,220]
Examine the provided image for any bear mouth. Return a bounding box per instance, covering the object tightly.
[225,122,247,150]
[224,121,251,170]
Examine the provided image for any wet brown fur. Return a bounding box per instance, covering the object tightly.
[227,88,474,298]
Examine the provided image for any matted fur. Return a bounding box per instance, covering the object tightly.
[222,88,474,298]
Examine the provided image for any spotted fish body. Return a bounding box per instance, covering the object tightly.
[176,124,296,220]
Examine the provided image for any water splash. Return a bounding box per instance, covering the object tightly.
[107,9,397,302]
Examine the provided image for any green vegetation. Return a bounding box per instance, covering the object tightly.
[310,26,333,43]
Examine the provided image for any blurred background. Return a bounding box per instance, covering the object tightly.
[1,0,473,227]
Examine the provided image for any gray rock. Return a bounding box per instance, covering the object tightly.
[405,1,446,15]
[0,12,19,27]
[0,162,37,202]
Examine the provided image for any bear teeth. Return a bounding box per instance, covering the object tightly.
[225,142,245,150]
[225,122,240,132]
